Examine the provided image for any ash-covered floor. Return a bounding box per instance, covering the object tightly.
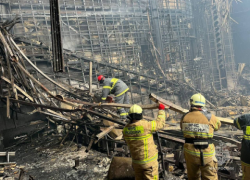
[3,134,182,180]
[10,135,110,180]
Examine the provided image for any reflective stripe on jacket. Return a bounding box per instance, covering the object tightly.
[101,78,129,101]
[180,109,221,157]
[234,114,250,165]
[123,110,165,164]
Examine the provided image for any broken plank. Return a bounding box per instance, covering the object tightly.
[100,103,159,109]
[95,126,115,143]
[149,93,188,114]
[64,97,159,109]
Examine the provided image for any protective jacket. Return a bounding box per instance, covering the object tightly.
[234,114,250,166]
[123,110,165,164]
[180,109,221,158]
[101,78,129,102]
[181,108,221,180]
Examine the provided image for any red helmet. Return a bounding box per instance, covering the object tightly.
[97,75,105,82]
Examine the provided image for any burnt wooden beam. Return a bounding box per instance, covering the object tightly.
[95,126,115,144]
[64,97,159,109]
[5,98,127,126]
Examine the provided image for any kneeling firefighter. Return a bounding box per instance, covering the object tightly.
[180,93,221,180]
[123,104,166,180]
[234,114,250,180]
[98,75,129,119]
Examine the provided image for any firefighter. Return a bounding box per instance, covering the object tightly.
[234,114,250,180]
[180,93,221,180]
[98,75,129,119]
[123,103,165,180]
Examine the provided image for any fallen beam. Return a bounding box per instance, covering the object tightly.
[149,93,234,125]
[6,98,127,126]
[64,97,159,109]
[96,103,159,109]
[95,126,115,144]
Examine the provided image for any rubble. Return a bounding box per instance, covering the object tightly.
[9,135,111,180]
[0,9,248,180]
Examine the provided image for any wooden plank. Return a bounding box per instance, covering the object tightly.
[149,93,234,125]
[216,117,234,125]
[64,97,159,109]
[95,125,115,143]
[149,93,189,114]
[100,103,159,109]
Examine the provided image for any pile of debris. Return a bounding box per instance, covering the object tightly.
[0,18,244,180]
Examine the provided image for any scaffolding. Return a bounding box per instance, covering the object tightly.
[191,0,236,91]
[0,0,237,114]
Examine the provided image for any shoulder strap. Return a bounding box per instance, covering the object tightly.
[201,111,212,121]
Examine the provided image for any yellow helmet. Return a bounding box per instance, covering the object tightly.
[128,104,143,120]
[190,93,206,107]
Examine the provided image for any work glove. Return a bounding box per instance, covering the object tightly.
[158,104,165,110]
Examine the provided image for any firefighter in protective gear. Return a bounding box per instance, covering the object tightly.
[98,75,129,119]
[180,93,221,180]
[123,104,166,180]
[234,114,250,180]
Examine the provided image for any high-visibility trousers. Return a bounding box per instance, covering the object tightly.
[184,151,218,180]
[242,162,250,180]
[132,160,158,180]
[115,91,129,118]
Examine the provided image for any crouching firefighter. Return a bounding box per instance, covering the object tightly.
[180,93,221,180]
[234,114,250,180]
[123,104,166,180]
[97,75,129,119]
